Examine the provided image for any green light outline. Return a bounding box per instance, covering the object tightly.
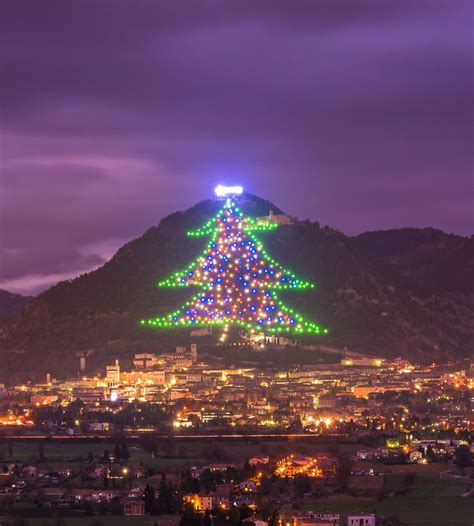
[142,198,328,335]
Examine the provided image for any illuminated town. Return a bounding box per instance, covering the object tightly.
[0,341,472,525]
[1,1,472,522]
[0,187,472,525]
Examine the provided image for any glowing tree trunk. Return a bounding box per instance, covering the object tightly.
[141,197,328,335]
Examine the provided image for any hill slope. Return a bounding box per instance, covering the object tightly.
[0,290,31,327]
[0,193,473,381]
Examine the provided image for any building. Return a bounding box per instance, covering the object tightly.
[351,386,386,398]
[72,387,105,403]
[215,483,232,498]
[352,384,411,398]
[275,455,323,478]
[310,514,340,524]
[248,456,270,465]
[106,360,121,384]
[347,515,375,526]
[184,493,215,511]
[239,480,257,493]
[133,353,159,370]
[120,370,166,385]
[293,516,339,526]
[341,358,383,367]
[190,343,198,362]
[243,520,268,526]
[31,394,58,406]
[161,347,194,368]
[256,210,295,225]
[316,394,338,409]
[123,498,145,516]
[80,356,86,371]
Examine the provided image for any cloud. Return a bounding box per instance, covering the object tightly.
[0,0,472,294]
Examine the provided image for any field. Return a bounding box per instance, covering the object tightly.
[1,438,358,471]
[299,474,474,526]
[0,516,158,526]
[1,441,204,472]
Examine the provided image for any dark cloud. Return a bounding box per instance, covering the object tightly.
[0,0,472,294]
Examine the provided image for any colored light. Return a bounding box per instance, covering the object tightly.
[141,194,328,335]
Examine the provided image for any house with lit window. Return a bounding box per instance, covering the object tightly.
[184,493,215,511]
[347,515,375,526]
[122,498,145,516]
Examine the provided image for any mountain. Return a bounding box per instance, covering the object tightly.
[0,290,31,327]
[0,193,473,381]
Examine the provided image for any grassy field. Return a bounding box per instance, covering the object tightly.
[1,442,205,472]
[2,442,116,462]
[299,474,473,526]
[2,439,359,470]
[0,516,158,526]
[302,496,473,525]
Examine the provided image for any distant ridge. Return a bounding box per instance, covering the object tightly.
[0,289,32,327]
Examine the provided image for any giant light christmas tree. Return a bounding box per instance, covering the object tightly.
[141,186,328,335]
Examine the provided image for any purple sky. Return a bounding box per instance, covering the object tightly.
[1,0,472,295]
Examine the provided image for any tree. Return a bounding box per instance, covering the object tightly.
[120,443,130,461]
[426,445,436,463]
[141,195,327,336]
[203,509,212,526]
[268,510,280,526]
[259,476,272,495]
[109,496,122,515]
[258,499,276,521]
[289,417,303,433]
[242,459,255,478]
[155,473,175,514]
[336,455,352,492]
[213,505,228,526]
[454,445,472,475]
[180,472,200,494]
[239,503,253,523]
[200,469,223,493]
[293,474,311,497]
[180,504,202,526]
[396,451,407,464]
[114,444,122,462]
[37,442,45,462]
[143,483,155,513]
[228,505,240,525]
